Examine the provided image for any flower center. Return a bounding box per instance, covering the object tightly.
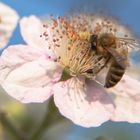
[41,16,111,80]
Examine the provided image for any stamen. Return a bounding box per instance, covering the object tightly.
[41,14,136,80]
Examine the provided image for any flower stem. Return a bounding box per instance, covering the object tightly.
[0,110,26,140]
[29,98,65,140]
[29,110,52,140]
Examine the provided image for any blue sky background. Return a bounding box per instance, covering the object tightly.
[1,0,140,139]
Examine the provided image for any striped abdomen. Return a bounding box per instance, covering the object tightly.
[104,59,125,88]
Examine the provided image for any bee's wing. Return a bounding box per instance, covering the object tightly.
[118,38,139,52]
[105,47,128,69]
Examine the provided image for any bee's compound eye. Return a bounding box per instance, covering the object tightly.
[90,35,97,42]
[90,35,97,50]
[91,43,97,50]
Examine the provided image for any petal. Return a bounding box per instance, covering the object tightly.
[108,75,140,122]
[20,16,55,58]
[43,17,74,60]
[108,75,140,97]
[1,45,44,63]
[0,45,62,103]
[0,45,45,83]
[20,16,45,48]
[0,2,19,48]
[53,78,114,127]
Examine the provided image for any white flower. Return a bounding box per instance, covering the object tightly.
[0,2,19,49]
[0,14,140,127]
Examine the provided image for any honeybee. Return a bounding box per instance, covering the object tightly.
[90,33,132,88]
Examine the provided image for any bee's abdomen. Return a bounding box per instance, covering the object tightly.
[104,60,125,88]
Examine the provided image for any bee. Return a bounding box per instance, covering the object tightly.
[90,33,131,88]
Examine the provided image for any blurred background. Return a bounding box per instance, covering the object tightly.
[0,0,140,140]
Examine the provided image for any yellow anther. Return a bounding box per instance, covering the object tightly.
[78,31,91,41]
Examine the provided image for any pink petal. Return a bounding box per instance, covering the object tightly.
[108,75,140,97]
[0,2,19,48]
[0,45,62,103]
[20,16,55,58]
[53,78,114,127]
[20,16,45,48]
[108,75,140,122]
[0,45,45,83]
